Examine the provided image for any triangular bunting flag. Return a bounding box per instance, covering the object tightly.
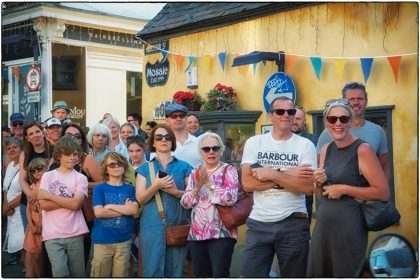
[218,52,227,71]
[334,58,347,82]
[262,60,267,66]
[238,65,248,74]
[185,56,197,72]
[160,50,168,62]
[286,55,297,73]
[202,55,212,73]
[387,56,402,82]
[12,67,20,81]
[253,63,257,75]
[360,58,374,83]
[310,57,322,80]
[175,55,185,71]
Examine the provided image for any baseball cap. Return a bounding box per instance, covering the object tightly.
[45,117,62,128]
[10,112,25,123]
[51,101,69,113]
[165,104,188,117]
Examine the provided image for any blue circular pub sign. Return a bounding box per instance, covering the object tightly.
[263,72,296,113]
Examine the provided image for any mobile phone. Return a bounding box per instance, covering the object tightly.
[250,162,263,169]
[158,171,168,178]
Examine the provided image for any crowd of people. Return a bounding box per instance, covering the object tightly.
[2,81,390,278]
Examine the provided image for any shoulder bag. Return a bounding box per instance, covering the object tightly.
[148,162,190,246]
[361,200,400,231]
[215,164,253,230]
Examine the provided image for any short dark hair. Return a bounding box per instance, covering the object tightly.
[127,135,146,151]
[145,121,157,128]
[128,112,142,124]
[342,82,368,99]
[187,113,200,123]
[52,136,82,162]
[149,124,176,153]
[269,96,294,111]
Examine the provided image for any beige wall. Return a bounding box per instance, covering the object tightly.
[142,2,418,246]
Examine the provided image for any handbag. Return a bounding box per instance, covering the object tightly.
[215,165,253,230]
[361,200,401,231]
[148,162,190,246]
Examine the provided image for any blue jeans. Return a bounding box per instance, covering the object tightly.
[20,204,27,232]
[44,235,85,277]
[241,217,310,277]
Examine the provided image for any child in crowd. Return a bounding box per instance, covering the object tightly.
[37,136,89,277]
[90,152,139,277]
[23,157,49,277]
[51,100,71,125]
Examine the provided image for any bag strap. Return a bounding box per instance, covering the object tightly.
[6,166,20,192]
[148,162,166,223]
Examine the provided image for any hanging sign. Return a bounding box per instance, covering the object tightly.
[186,66,198,89]
[145,58,169,87]
[26,66,41,91]
[144,39,169,55]
[263,72,296,113]
[27,91,40,103]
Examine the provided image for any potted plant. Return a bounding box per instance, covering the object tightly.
[172,90,204,111]
[204,83,239,111]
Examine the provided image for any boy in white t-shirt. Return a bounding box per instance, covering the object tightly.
[38,136,89,277]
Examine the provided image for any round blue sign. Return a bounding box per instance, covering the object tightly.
[263,72,296,113]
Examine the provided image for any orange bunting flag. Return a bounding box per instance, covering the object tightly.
[175,55,185,71]
[12,67,21,81]
[286,55,297,74]
[387,56,402,82]
[237,65,248,74]
[334,58,347,82]
[202,55,212,73]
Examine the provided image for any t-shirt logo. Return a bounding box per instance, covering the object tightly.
[51,180,74,198]
[257,152,299,169]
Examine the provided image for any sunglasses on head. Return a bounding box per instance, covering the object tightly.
[65,133,82,140]
[324,98,350,109]
[30,167,45,174]
[12,122,23,127]
[107,162,124,168]
[270,109,297,116]
[169,112,187,119]
[154,134,172,142]
[326,115,351,124]
[201,146,221,153]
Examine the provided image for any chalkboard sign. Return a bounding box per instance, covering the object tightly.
[145,59,169,87]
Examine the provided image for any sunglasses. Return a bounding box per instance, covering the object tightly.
[30,167,45,174]
[169,113,187,119]
[12,122,24,127]
[325,98,350,109]
[154,134,172,142]
[65,133,82,140]
[270,109,297,116]
[326,115,351,124]
[107,162,124,168]
[201,146,221,153]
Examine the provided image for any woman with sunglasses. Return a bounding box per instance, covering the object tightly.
[86,123,112,163]
[115,122,136,161]
[180,132,239,277]
[136,124,193,277]
[3,137,25,266]
[307,99,389,277]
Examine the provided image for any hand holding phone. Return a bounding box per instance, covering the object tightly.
[158,171,168,178]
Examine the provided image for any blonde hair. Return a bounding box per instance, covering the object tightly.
[100,151,129,182]
[27,157,49,184]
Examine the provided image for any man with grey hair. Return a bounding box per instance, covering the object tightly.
[316,82,389,180]
[240,96,317,277]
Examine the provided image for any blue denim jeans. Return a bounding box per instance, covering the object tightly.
[19,204,27,232]
[44,235,85,277]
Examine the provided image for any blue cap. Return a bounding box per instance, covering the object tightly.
[10,112,25,123]
[165,103,188,117]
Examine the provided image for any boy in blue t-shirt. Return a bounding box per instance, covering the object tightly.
[91,152,139,277]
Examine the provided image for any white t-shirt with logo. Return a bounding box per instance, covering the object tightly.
[241,133,317,222]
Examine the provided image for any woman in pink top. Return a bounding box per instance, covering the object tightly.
[181,132,239,277]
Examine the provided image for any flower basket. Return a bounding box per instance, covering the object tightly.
[204,83,239,111]
[173,90,204,111]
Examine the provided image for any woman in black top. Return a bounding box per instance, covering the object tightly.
[307,99,389,277]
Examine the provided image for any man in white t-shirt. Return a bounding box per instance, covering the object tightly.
[240,96,317,278]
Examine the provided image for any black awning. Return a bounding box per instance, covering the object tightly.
[232,51,284,72]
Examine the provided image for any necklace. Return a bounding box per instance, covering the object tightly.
[206,162,221,172]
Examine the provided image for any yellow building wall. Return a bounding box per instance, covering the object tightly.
[142,3,418,246]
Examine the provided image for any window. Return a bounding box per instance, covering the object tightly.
[126,71,142,116]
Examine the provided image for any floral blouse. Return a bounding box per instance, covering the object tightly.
[181,163,239,241]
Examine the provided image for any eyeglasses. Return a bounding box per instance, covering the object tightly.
[12,122,23,127]
[168,113,187,119]
[106,162,124,168]
[65,133,82,140]
[154,134,172,142]
[30,167,45,174]
[326,115,351,124]
[201,146,221,153]
[270,109,297,116]
[325,98,350,109]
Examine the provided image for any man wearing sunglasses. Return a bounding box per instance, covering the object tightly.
[9,112,25,141]
[316,82,389,180]
[240,96,317,278]
[164,103,202,168]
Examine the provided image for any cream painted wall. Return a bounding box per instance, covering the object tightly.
[142,2,418,245]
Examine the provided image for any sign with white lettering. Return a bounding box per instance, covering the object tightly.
[27,91,40,103]
[145,59,169,87]
[144,40,169,55]
[263,72,296,113]
[26,66,41,91]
